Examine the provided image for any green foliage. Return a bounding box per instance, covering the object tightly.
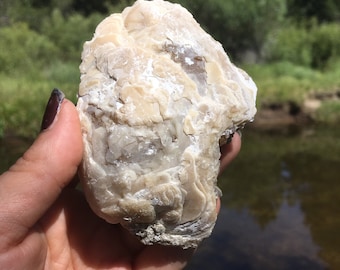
[264,25,312,66]
[0,23,58,74]
[2,0,48,29]
[2,0,340,65]
[245,61,340,107]
[41,10,104,61]
[174,0,287,61]
[287,0,340,23]
[106,0,136,13]
[264,22,340,69]
[310,23,340,69]
[1,0,340,139]
[43,61,80,91]
[0,76,48,138]
[315,100,340,123]
[0,71,79,138]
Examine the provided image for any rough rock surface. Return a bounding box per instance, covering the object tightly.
[77,0,257,248]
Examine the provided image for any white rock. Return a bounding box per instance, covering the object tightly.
[77,0,257,248]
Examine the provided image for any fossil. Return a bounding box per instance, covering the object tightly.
[77,0,257,248]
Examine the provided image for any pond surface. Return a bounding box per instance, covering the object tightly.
[1,125,339,269]
[186,125,340,270]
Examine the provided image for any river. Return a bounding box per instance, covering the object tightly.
[186,124,340,269]
[1,124,339,269]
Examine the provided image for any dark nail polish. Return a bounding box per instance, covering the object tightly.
[40,88,65,131]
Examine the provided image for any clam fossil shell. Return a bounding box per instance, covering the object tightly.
[77,0,257,248]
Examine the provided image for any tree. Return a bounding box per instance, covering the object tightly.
[287,0,340,23]
[173,0,287,62]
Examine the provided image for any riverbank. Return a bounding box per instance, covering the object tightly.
[252,88,340,129]
[245,61,340,127]
[1,61,340,139]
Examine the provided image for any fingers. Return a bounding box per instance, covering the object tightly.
[0,94,83,250]
[219,132,241,174]
[216,197,221,213]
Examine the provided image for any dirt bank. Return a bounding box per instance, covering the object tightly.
[252,90,340,129]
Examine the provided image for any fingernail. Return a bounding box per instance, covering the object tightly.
[40,88,65,131]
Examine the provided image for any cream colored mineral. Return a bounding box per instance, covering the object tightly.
[77,0,257,248]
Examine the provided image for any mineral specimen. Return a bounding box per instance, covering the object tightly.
[77,0,257,248]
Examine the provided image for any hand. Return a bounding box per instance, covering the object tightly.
[0,90,241,270]
[220,132,241,173]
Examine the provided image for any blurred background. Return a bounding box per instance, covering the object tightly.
[0,0,339,269]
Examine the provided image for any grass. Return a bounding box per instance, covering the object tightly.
[1,60,340,139]
[315,100,340,123]
[244,61,340,105]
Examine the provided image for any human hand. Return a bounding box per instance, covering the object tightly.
[0,89,241,270]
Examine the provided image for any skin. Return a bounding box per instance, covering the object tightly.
[0,99,241,270]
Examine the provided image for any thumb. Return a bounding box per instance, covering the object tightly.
[0,89,83,249]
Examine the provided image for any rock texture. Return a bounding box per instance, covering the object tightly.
[77,0,257,248]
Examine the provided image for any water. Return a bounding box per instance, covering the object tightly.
[186,125,340,269]
[1,125,339,269]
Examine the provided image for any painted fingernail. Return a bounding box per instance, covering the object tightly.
[40,88,65,131]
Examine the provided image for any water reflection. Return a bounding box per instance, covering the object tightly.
[186,202,325,270]
[1,125,340,269]
[186,125,340,269]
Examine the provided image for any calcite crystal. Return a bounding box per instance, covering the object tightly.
[77,0,257,248]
